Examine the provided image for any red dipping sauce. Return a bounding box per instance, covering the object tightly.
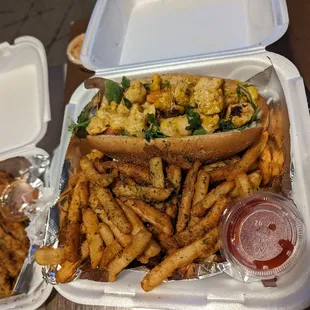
[220,192,305,280]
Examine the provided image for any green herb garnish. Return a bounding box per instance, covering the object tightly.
[143,113,164,142]
[120,130,136,137]
[124,98,132,109]
[121,76,130,89]
[161,80,171,89]
[193,127,207,135]
[68,92,101,138]
[236,83,256,110]
[105,79,124,103]
[143,83,151,90]
[185,107,202,132]
[219,119,250,132]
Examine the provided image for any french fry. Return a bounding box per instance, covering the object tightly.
[198,240,222,259]
[93,159,150,184]
[269,140,285,177]
[259,144,272,184]
[235,172,253,196]
[56,260,81,283]
[108,229,152,281]
[79,180,89,208]
[187,216,201,228]
[192,181,234,216]
[176,161,201,232]
[82,208,104,269]
[141,228,218,292]
[121,198,174,236]
[99,240,123,269]
[80,157,118,187]
[86,149,105,161]
[89,194,133,248]
[248,169,262,189]
[98,223,115,246]
[80,223,86,234]
[210,132,269,182]
[64,222,80,262]
[67,183,82,223]
[162,153,193,170]
[165,195,178,219]
[80,240,89,260]
[149,157,165,188]
[95,187,132,234]
[35,247,65,265]
[176,196,229,246]
[193,170,210,205]
[118,198,161,259]
[112,182,173,202]
[166,165,182,191]
[230,170,262,198]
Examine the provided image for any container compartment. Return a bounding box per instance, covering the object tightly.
[55,51,310,309]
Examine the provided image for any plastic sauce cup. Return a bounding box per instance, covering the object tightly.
[220,192,305,281]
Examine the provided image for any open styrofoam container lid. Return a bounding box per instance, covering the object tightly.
[0,36,50,160]
[81,0,289,72]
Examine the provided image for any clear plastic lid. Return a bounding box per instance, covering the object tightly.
[220,192,306,280]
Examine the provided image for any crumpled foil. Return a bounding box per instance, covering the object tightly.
[0,154,54,295]
[41,61,292,285]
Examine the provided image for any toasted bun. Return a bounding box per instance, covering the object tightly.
[86,75,269,167]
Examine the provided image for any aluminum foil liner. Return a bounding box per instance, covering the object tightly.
[0,154,53,296]
[41,62,291,285]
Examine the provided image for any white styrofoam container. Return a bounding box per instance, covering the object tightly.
[54,0,310,309]
[0,37,53,309]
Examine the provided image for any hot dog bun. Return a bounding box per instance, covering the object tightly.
[86,75,269,167]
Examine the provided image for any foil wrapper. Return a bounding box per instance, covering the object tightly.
[41,62,292,285]
[0,154,54,296]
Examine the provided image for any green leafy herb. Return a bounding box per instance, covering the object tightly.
[68,91,101,138]
[251,107,261,122]
[104,79,124,103]
[185,108,202,132]
[161,80,171,89]
[193,127,207,135]
[219,119,249,132]
[120,130,136,137]
[68,117,90,138]
[121,76,130,89]
[124,97,132,109]
[143,113,164,142]
[143,83,151,90]
[236,83,256,110]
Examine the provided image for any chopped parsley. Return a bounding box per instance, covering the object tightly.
[185,107,201,131]
[143,113,164,142]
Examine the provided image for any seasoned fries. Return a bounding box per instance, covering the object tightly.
[176,161,201,232]
[141,228,218,292]
[192,181,234,216]
[121,198,174,236]
[107,229,152,282]
[35,247,65,265]
[36,129,287,291]
[95,187,132,234]
[82,208,104,269]
[113,182,173,202]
